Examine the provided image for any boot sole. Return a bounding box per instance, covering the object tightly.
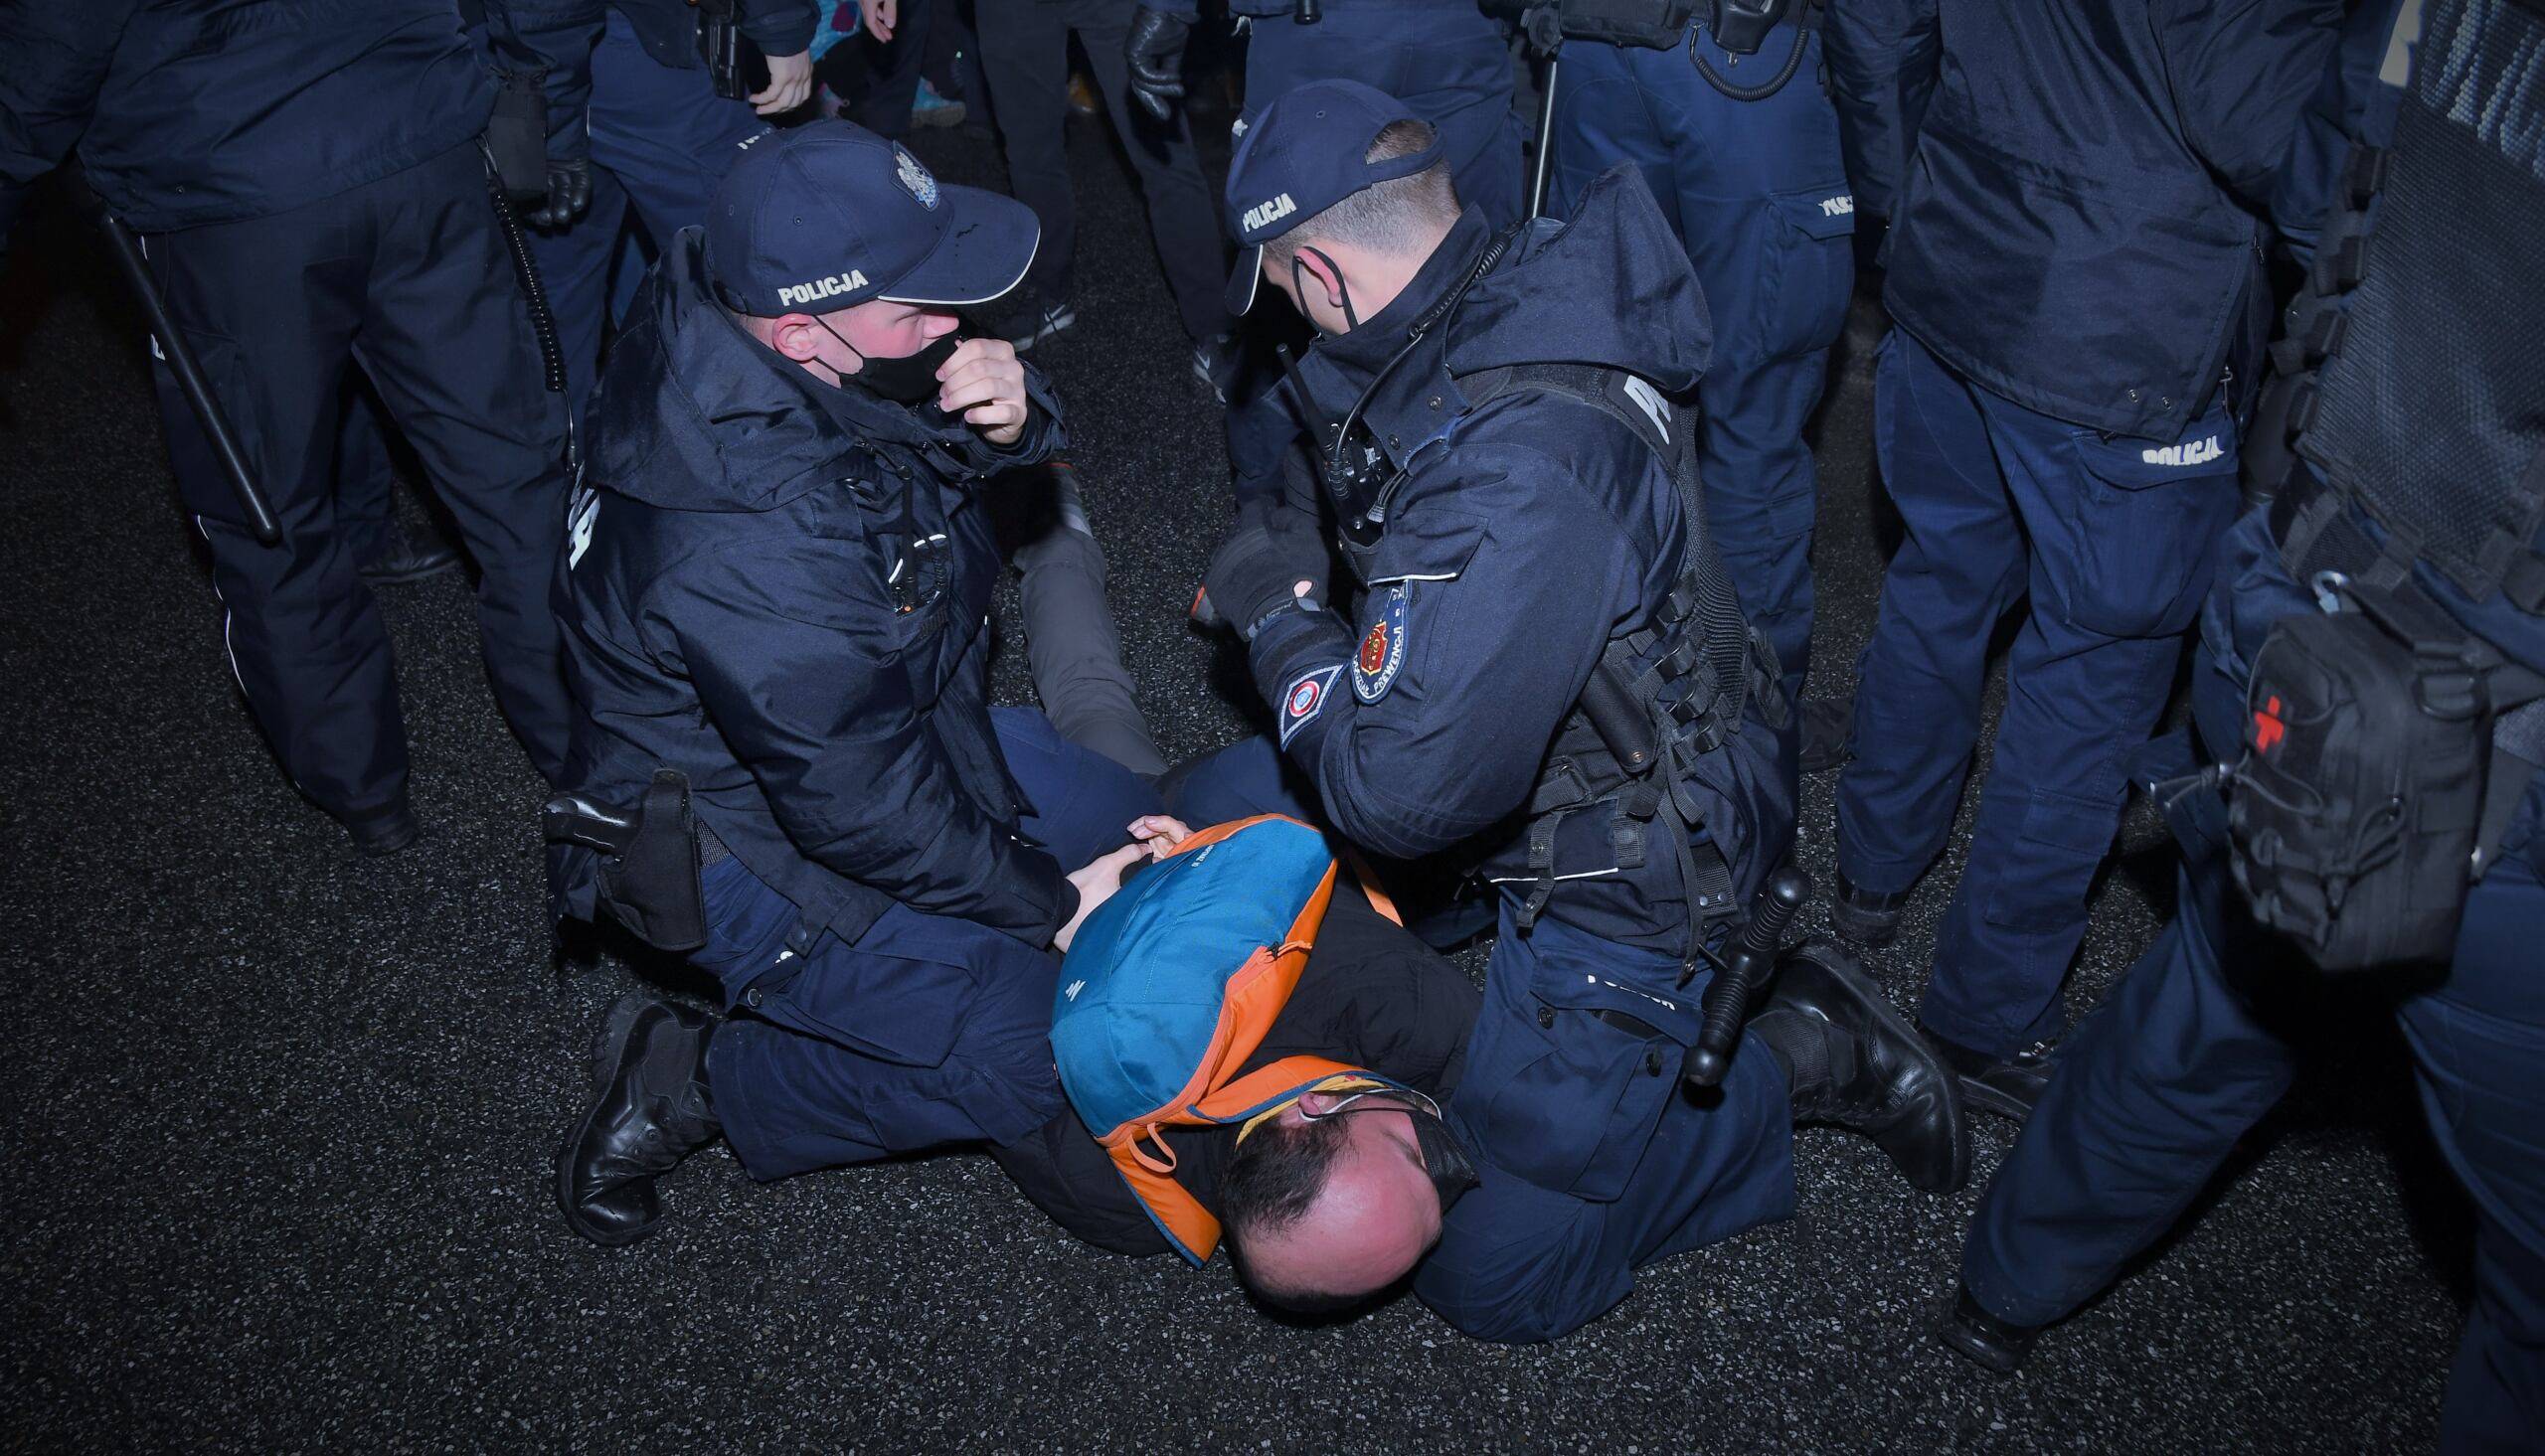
[554,993,660,1248]
[1954,1074,2040,1125]
[1784,940,1971,1195]
[1826,902,1901,948]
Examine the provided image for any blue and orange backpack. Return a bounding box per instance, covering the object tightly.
[1049,814,1386,1264]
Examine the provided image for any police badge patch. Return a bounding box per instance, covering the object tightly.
[1279,665,1343,747]
[1352,585,1409,703]
[895,147,940,210]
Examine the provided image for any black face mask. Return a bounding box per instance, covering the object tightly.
[1407,1106,1481,1213]
[1290,244,1361,335]
[820,319,961,405]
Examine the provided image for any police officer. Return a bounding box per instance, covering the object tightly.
[1941,6,2545,1446]
[1545,0,1858,740]
[1824,0,2343,1117]
[1184,82,1965,1340]
[1122,0,1525,499]
[0,0,579,855]
[546,124,1167,1241]
[513,0,819,411]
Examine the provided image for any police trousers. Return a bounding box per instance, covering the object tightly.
[527,9,771,412]
[1548,25,1855,708]
[1836,330,2239,1056]
[1962,508,2545,1452]
[704,708,1162,1179]
[144,141,575,825]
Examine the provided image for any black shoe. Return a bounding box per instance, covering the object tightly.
[1192,332,1244,404]
[358,540,461,585]
[1797,695,1854,774]
[556,994,721,1247]
[1918,1023,2057,1123]
[343,803,422,858]
[997,296,1078,352]
[1828,872,1906,948]
[1750,939,1970,1194]
[1934,1285,2041,1374]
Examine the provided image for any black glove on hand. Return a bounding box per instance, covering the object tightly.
[1202,521,1327,641]
[1124,7,1191,122]
[528,155,593,228]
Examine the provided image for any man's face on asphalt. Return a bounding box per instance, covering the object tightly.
[1240,1090,1445,1302]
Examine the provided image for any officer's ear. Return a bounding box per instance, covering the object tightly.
[767,313,828,365]
[1290,243,1348,312]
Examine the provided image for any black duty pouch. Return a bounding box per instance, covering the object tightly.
[543,770,711,953]
[2222,578,2545,972]
[483,69,550,204]
[697,0,770,101]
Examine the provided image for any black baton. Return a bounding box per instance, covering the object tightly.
[65,163,281,545]
[1684,865,1810,1087]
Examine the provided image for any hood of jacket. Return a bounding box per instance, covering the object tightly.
[1293,167,1713,449]
[588,230,977,512]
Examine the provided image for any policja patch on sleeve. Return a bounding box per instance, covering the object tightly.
[1279,665,1344,747]
[1351,585,1410,703]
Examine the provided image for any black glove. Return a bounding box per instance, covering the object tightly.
[1124,7,1191,122]
[527,155,594,228]
[1201,520,1328,641]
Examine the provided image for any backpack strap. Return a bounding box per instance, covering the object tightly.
[1103,1055,1371,1267]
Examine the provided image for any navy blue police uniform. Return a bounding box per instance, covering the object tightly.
[1129,0,1525,509]
[1829,0,2342,1075]
[1181,84,1800,1342]
[1952,3,2545,1443]
[0,0,579,846]
[1547,4,1857,715]
[510,0,819,412]
[550,126,1160,1179]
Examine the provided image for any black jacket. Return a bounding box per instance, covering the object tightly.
[1851,0,2341,439]
[551,229,1074,948]
[989,890,1482,1257]
[0,0,534,238]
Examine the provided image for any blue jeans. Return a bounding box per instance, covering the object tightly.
[1962,509,2545,1450]
[703,708,1162,1179]
[1835,330,2240,1055]
[527,10,771,414]
[1548,26,1855,708]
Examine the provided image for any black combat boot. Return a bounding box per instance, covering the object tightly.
[1749,941,1970,1194]
[556,994,721,1247]
[1918,1024,2058,1123]
[1934,1284,2043,1374]
[1828,871,1908,947]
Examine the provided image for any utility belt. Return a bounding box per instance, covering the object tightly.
[543,771,721,953]
[2200,479,2545,971]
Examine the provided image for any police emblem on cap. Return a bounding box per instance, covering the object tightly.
[895,146,940,210]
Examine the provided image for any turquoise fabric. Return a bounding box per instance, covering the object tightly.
[1050,819,1333,1137]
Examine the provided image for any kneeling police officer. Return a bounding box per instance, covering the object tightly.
[1185,82,1968,1340]
[545,123,1162,1242]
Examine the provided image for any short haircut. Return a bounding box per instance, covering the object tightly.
[1220,1112,1366,1313]
[1265,119,1463,272]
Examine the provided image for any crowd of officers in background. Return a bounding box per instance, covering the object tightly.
[1,0,2539,1447]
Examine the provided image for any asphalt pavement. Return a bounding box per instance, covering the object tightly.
[0,110,2475,1451]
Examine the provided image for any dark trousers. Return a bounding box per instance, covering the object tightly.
[823,0,934,138]
[1962,508,2545,1451]
[1835,331,2239,1055]
[145,142,574,822]
[1548,27,1855,708]
[974,0,1230,342]
[705,708,1163,1178]
[1224,0,1524,506]
[528,10,771,414]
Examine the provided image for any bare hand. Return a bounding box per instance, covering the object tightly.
[1055,843,1152,953]
[753,51,814,115]
[936,337,1030,447]
[1128,814,1193,857]
[859,0,898,44]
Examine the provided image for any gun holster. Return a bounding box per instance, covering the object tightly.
[544,770,710,953]
[697,1,770,101]
[1706,0,1791,55]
